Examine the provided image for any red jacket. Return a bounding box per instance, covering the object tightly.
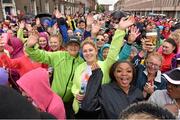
[160,52,175,73]
[0,54,42,76]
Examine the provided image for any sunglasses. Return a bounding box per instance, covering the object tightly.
[75,34,82,37]
[96,38,105,41]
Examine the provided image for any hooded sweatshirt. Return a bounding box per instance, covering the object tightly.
[17,68,66,119]
[0,54,41,77]
[7,37,24,58]
[25,48,84,102]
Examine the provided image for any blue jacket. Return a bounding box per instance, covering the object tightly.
[135,64,167,92]
[98,43,132,61]
[57,17,69,44]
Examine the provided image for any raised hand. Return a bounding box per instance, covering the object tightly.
[86,14,94,27]
[141,38,155,53]
[26,32,39,48]
[19,21,25,29]
[128,26,140,44]
[118,16,135,30]
[55,9,63,18]
[91,20,104,35]
[26,24,33,32]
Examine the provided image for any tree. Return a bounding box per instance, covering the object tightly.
[96,4,105,13]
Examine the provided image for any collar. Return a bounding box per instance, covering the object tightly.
[143,69,162,83]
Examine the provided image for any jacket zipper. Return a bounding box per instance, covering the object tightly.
[62,58,75,100]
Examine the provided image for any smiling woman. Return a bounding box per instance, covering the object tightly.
[97,61,144,118]
[135,52,167,99]
[71,16,135,117]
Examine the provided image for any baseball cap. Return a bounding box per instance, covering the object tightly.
[67,36,80,46]
[163,67,180,85]
[111,10,127,23]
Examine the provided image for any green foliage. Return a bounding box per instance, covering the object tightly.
[96,4,105,13]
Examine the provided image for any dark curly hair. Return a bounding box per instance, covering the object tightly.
[109,60,136,83]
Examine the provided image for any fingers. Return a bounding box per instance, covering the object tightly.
[91,63,99,70]
[76,93,85,102]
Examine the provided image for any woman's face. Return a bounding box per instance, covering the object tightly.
[75,32,82,40]
[67,29,73,36]
[164,27,170,32]
[114,63,133,89]
[38,37,47,48]
[49,37,60,51]
[82,43,98,65]
[162,42,175,55]
[103,33,109,43]
[96,35,105,48]
[102,47,109,60]
[129,50,137,61]
[146,56,161,74]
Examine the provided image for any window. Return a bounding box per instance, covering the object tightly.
[3,0,12,3]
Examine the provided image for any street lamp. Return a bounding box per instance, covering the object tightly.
[152,0,154,13]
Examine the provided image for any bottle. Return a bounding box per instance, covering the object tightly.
[79,85,85,95]
[79,85,85,108]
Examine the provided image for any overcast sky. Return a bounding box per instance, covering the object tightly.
[97,0,118,10]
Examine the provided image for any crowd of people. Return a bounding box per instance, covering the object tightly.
[0,9,180,119]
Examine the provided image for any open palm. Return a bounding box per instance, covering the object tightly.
[118,16,135,30]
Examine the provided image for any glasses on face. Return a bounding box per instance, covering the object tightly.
[75,34,82,37]
[146,62,160,69]
[96,38,105,42]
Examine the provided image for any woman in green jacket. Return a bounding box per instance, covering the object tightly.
[71,17,135,114]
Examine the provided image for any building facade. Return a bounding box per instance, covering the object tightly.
[114,0,125,11]
[76,0,97,13]
[114,0,180,18]
[0,0,98,20]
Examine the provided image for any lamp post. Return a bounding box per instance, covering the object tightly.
[152,0,154,13]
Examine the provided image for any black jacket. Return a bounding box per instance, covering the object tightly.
[99,82,144,119]
[78,68,144,119]
[75,68,102,119]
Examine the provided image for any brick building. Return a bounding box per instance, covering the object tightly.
[114,0,180,18]
[0,0,98,20]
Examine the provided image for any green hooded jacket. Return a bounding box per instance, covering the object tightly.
[25,48,84,102]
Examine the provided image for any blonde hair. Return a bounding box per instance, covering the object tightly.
[49,34,63,45]
[81,38,98,50]
[169,29,180,44]
[145,52,163,63]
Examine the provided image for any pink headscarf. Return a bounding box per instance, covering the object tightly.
[38,32,49,51]
[7,37,24,58]
[17,68,65,119]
